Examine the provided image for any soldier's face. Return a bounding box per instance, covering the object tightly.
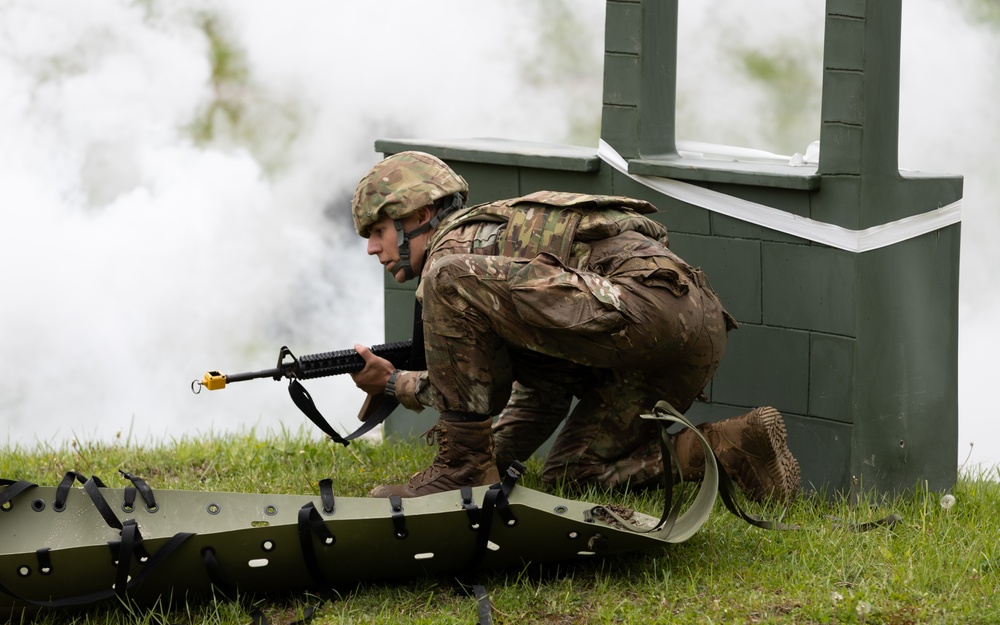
[366,209,434,283]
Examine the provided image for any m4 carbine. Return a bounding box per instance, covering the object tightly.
[192,340,413,393]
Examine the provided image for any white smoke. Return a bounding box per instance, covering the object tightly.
[0,0,603,447]
[2,0,997,473]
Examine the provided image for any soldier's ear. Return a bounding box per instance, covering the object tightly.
[416,205,435,225]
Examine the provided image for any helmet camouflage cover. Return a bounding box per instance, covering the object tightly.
[351,151,469,237]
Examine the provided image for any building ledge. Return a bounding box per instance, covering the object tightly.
[375,138,601,172]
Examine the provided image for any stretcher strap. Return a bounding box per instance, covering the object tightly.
[0,479,37,511]
[119,470,158,512]
[53,471,100,511]
[297,502,336,589]
[0,531,193,608]
[318,479,335,515]
[389,496,408,539]
[83,477,123,531]
[469,462,524,570]
[460,486,481,529]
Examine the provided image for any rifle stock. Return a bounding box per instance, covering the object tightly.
[193,340,413,392]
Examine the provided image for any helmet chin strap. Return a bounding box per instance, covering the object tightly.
[392,193,465,281]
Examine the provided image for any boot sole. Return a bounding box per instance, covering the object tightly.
[747,406,801,504]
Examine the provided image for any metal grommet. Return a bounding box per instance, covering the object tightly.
[52,501,66,513]
[145,503,159,513]
[17,566,30,578]
[207,503,221,515]
[261,540,275,552]
[264,505,278,516]
[121,502,135,513]
[553,505,568,515]
[31,499,46,512]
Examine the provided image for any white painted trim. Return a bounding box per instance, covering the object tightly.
[598,140,962,253]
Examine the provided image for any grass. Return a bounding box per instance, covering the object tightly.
[2,427,999,624]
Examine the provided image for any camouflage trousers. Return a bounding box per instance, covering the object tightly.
[420,249,730,490]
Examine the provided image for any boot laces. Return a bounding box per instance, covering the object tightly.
[420,424,452,467]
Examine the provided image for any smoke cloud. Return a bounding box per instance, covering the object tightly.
[2,0,996,472]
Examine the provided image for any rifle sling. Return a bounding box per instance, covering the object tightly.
[288,380,399,446]
[288,297,424,446]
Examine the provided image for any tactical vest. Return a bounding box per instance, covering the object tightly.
[428,190,669,264]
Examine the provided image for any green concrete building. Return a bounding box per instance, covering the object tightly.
[373,0,962,495]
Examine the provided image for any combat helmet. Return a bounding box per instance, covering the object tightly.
[352,151,468,281]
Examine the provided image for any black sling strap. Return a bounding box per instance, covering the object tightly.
[288,297,426,445]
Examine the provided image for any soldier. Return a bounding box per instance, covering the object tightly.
[350,151,800,503]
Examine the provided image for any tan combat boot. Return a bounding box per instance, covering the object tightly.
[673,406,800,504]
[369,417,501,498]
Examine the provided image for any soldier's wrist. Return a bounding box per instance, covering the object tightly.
[385,369,400,399]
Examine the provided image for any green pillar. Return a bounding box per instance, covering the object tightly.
[601,0,678,160]
[816,0,962,493]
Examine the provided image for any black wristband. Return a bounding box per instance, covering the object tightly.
[385,370,400,400]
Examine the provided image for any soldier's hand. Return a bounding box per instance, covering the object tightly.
[350,344,395,395]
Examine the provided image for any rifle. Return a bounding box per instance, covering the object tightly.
[191,339,417,446]
[191,340,413,393]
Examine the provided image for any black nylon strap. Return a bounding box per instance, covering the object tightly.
[53,471,100,511]
[389,496,408,539]
[297,502,335,589]
[0,479,36,510]
[201,546,237,597]
[119,471,157,511]
[0,531,193,609]
[469,462,524,570]
[474,584,493,625]
[318,478,335,515]
[288,380,350,446]
[114,520,140,599]
[460,486,481,529]
[35,548,53,575]
[289,298,423,445]
[123,485,137,512]
[83,477,123,530]
[288,378,403,446]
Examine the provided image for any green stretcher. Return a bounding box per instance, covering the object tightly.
[0,404,719,620]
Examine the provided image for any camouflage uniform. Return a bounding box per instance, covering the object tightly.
[392,191,735,490]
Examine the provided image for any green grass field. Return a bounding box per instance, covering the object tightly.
[2,427,998,624]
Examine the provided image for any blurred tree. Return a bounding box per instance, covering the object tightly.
[188,11,303,177]
[516,0,604,146]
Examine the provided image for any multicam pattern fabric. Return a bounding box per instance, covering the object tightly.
[351,151,468,237]
[393,192,735,490]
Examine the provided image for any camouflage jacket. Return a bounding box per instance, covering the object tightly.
[391,191,686,414]
[422,190,670,276]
